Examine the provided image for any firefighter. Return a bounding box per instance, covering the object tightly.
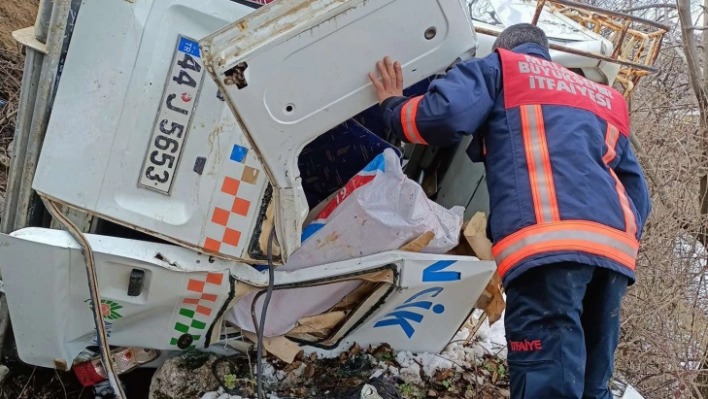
[368,24,651,399]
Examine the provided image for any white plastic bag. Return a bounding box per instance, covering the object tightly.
[227,148,464,337]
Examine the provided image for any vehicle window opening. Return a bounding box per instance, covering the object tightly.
[296,74,454,214]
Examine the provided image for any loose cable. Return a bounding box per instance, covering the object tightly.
[41,196,127,399]
[257,227,276,399]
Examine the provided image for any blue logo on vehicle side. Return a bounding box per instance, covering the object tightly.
[373,287,446,339]
[422,260,460,282]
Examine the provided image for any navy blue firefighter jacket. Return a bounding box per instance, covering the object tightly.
[379,43,651,287]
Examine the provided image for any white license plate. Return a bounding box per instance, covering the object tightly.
[139,36,205,194]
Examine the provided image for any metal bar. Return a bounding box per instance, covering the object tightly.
[0,3,52,365]
[649,35,663,67]
[34,0,55,44]
[549,43,658,73]
[0,50,43,235]
[544,0,671,31]
[13,0,73,232]
[634,34,649,66]
[531,0,546,25]
[611,20,632,58]
[474,27,659,74]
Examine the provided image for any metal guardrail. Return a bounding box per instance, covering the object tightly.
[0,0,82,364]
[2,0,89,235]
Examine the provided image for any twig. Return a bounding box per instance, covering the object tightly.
[0,109,19,128]
[17,367,37,399]
[464,313,488,346]
[620,3,677,12]
[55,370,68,399]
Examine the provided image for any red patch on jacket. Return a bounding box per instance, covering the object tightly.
[497,48,630,137]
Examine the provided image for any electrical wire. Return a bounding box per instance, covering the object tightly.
[257,227,276,399]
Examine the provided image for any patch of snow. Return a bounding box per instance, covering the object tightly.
[621,384,645,399]
[200,389,280,399]
[468,308,508,360]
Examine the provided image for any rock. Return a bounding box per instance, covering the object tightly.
[149,352,222,399]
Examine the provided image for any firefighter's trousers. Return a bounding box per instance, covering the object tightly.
[504,262,628,399]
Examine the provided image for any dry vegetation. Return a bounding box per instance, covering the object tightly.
[607,0,708,397]
[0,1,38,53]
[0,0,38,216]
[2,0,708,398]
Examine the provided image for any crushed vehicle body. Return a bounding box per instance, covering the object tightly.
[1,227,494,368]
[0,0,666,395]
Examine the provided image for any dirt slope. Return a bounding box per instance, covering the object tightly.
[0,0,39,54]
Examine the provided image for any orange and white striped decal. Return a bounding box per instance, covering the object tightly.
[202,143,263,257]
[603,124,637,237]
[493,220,639,277]
[520,105,560,223]
[400,96,428,145]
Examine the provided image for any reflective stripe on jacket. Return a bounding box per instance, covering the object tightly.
[379,43,651,287]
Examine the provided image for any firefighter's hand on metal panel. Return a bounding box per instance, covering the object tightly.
[368,56,404,104]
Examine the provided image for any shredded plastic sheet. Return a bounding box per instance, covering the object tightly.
[226,149,464,337]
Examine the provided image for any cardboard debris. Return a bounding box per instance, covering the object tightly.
[400,231,435,252]
[289,311,347,336]
[461,213,506,326]
[331,281,378,311]
[462,213,494,261]
[481,274,505,325]
[243,331,302,364]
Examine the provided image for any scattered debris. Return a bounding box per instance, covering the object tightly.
[170,317,512,399]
